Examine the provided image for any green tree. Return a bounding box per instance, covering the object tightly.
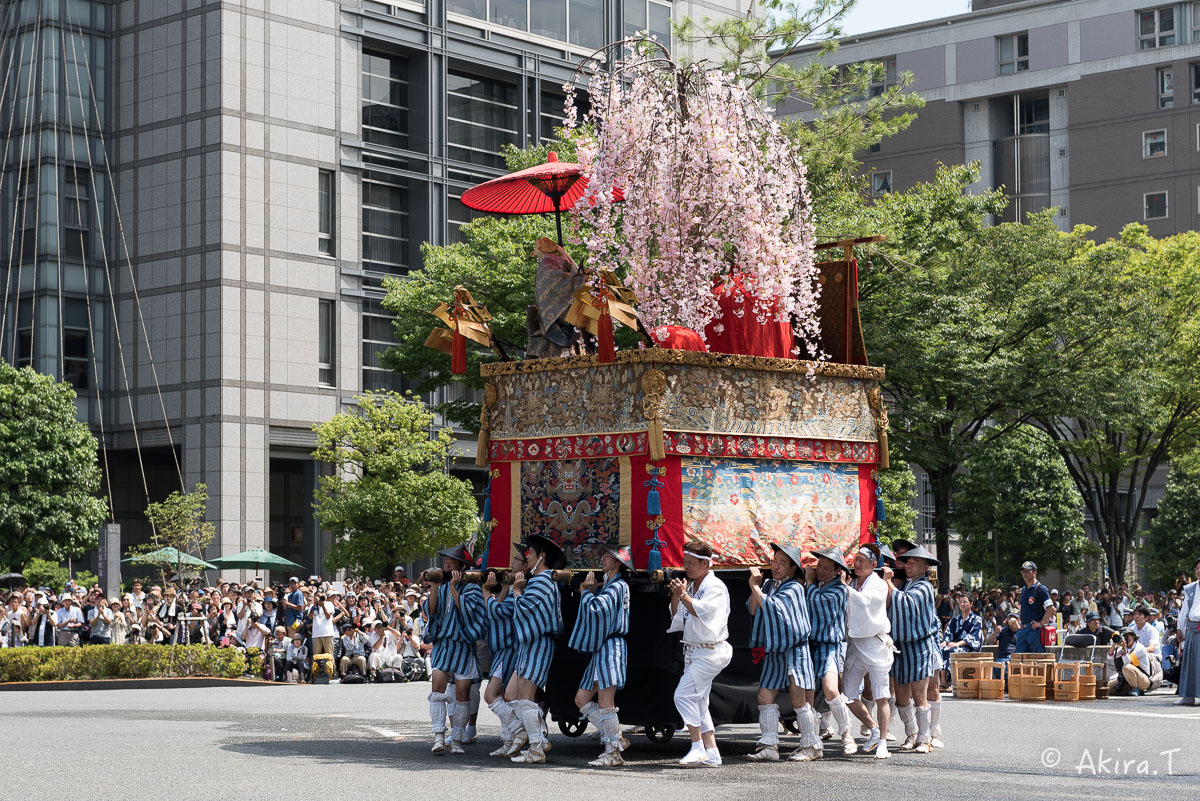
[1142,457,1200,591]
[1034,226,1200,585]
[135,483,217,587]
[0,363,106,572]
[873,461,918,547]
[953,425,1091,583]
[312,392,479,576]
[19,557,94,594]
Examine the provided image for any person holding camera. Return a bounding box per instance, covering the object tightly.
[339,623,369,678]
[1110,629,1153,696]
[309,591,344,663]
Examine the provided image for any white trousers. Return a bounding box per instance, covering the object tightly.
[674,642,732,733]
[843,637,893,699]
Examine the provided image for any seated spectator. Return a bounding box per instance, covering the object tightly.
[269,626,290,681]
[285,633,309,683]
[987,611,1020,663]
[367,619,404,679]
[339,623,369,678]
[941,592,982,688]
[1109,629,1161,696]
[1065,612,1117,648]
[1131,607,1161,654]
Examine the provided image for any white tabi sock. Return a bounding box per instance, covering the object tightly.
[899,702,918,737]
[428,691,449,734]
[828,694,852,736]
[796,703,820,748]
[915,706,932,744]
[757,704,780,746]
[705,746,722,763]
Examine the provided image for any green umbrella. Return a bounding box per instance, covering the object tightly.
[121,547,217,570]
[206,547,306,575]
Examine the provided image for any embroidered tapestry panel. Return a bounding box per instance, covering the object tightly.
[519,457,623,568]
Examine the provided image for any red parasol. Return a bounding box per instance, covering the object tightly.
[460,151,623,245]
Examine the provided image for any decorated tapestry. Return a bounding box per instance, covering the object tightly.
[679,457,862,567]
[519,458,624,568]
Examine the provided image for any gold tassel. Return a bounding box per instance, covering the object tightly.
[642,370,667,462]
[476,383,496,467]
[878,428,890,470]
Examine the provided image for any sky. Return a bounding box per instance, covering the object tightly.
[838,0,972,36]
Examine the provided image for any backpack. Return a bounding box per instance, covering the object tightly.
[341,672,366,685]
[377,667,399,683]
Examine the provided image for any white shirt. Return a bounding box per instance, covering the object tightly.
[1179,582,1199,633]
[667,571,730,644]
[311,602,338,638]
[1132,620,1161,652]
[1121,641,1151,673]
[369,630,398,657]
[55,606,84,627]
[845,572,890,640]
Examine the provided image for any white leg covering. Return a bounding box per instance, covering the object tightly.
[469,681,481,715]
[930,699,942,737]
[796,703,820,748]
[451,700,471,743]
[428,692,450,734]
[598,707,621,749]
[899,702,918,737]
[757,704,780,746]
[915,706,932,744]
[489,698,518,740]
[828,694,852,736]
[515,699,546,746]
[580,700,605,731]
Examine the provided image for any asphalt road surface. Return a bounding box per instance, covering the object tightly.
[4,682,1197,800]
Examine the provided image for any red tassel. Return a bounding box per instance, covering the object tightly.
[451,316,467,374]
[596,294,615,363]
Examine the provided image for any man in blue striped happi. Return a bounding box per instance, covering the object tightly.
[886,544,940,754]
[746,542,820,763]
[482,542,529,758]
[507,533,565,764]
[424,543,486,755]
[805,547,854,755]
[570,543,633,767]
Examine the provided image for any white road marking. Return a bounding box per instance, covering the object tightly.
[358,725,405,739]
[969,700,1200,720]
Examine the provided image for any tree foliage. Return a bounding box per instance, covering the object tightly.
[1143,457,1200,591]
[953,425,1091,582]
[136,483,216,586]
[21,557,97,594]
[312,392,479,576]
[873,461,918,547]
[0,363,106,572]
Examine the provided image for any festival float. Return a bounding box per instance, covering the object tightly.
[430,45,890,741]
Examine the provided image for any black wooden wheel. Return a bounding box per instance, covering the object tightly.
[558,717,588,737]
[646,724,675,743]
[782,718,800,734]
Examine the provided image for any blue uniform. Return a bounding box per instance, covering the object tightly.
[485,592,518,685]
[941,612,982,670]
[1016,581,1052,653]
[512,571,562,687]
[425,581,485,676]
[807,578,847,679]
[889,575,937,684]
[750,577,815,691]
[569,573,630,690]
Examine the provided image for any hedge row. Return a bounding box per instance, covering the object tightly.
[0,644,267,683]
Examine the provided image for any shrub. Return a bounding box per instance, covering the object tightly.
[0,645,264,683]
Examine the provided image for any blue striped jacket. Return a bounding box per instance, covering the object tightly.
[568,574,630,653]
[889,576,937,643]
[426,581,486,644]
[513,571,562,643]
[806,579,848,644]
[946,612,982,651]
[486,593,517,651]
[749,578,811,651]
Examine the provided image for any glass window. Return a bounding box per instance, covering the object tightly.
[62,166,90,260]
[1144,191,1168,219]
[1143,129,1167,158]
[1138,6,1176,50]
[447,70,519,170]
[998,33,1029,75]
[871,171,892,196]
[1191,63,1200,103]
[869,57,898,96]
[318,300,335,387]
[623,0,647,37]
[648,1,671,47]
[1157,67,1174,108]
[1018,96,1050,134]
[362,50,409,150]
[318,170,335,256]
[448,0,486,18]
[569,0,604,49]
[62,298,90,390]
[490,0,528,31]
[362,164,410,276]
[362,301,406,392]
[531,0,567,40]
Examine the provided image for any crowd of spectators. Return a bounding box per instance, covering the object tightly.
[1,565,435,684]
[933,576,1191,696]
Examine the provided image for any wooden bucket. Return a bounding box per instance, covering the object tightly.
[978,678,1005,699]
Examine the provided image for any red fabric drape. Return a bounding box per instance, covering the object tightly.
[651,325,708,352]
[629,454,684,570]
[486,462,516,568]
[857,464,878,545]
[704,274,794,359]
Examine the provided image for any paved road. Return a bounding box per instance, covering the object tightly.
[4,682,1197,800]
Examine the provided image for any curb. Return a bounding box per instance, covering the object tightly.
[0,676,280,692]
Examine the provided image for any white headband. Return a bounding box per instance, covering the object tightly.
[684,550,716,564]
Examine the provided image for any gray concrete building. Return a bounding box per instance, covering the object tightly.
[0,0,750,580]
[788,0,1200,239]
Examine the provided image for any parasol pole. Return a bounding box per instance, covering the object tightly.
[553,195,564,246]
